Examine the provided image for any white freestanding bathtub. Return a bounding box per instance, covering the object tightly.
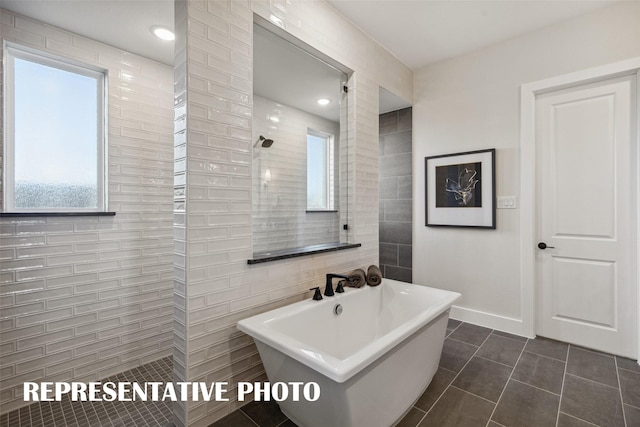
[237,278,461,427]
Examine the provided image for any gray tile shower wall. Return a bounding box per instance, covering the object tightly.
[0,10,174,414]
[379,108,412,282]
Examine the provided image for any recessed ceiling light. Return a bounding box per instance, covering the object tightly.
[317,98,331,106]
[151,26,175,41]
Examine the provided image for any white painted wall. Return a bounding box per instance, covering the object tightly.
[413,1,640,335]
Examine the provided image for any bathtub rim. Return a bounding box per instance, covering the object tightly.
[237,279,460,383]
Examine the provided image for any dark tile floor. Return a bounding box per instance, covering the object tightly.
[0,357,173,427]
[4,321,640,427]
[213,319,640,427]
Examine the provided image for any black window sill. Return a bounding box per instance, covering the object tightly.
[248,242,361,265]
[0,212,116,217]
[305,210,338,213]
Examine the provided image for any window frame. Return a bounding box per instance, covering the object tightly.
[3,42,108,213]
[306,128,335,212]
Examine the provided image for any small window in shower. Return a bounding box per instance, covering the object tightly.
[3,43,107,213]
[306,129,335,211]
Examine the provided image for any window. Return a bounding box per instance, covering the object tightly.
[306,129,335,211]
[3,43,106,212]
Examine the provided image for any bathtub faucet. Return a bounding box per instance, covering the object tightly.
[325,274,351,297]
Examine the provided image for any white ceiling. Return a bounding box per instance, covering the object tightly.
[1,0,175,66]
[1,0,620,112]
[254,23,345,122]
[327,0,618,70]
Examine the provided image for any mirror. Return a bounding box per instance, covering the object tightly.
[252,21,350,259]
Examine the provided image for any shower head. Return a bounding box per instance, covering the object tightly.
[261,136,274,148]
[254,135,274,148]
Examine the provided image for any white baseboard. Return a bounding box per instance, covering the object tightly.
[449,305,534,339]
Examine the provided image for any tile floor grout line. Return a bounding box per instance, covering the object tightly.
[559,410,601,427]
[449,384,500,405]
[86,399,102,426]
[412,406,427,415]
[570,345,616,359]
[239,408,262,427]
[489,330,529,344]
[508,377,561,397]
[77,393,99,426]
[564,371,624,390]
[618,365,640,375]
[413,412,427,427]
[520,348,567,363]
[29,399,44,427]
[614,355,629,427]
[474,354,518,370]
[56,399,71,427]
[406,406,427,427]
[554,343,570,427]
[445,321,463,338]
[445,336,482,347]
[437,365,457,376]
[624,402,640,410]
[484,336,528,427]
[564,346,623,390]
[116,396,141,426]
[422,327,494,420]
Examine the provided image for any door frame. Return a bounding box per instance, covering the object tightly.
[519,57,640,358]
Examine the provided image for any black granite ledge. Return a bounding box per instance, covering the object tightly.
[248,242,361,264]
[0,212,116,217]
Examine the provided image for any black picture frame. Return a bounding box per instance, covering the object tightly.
[425,148,496,229]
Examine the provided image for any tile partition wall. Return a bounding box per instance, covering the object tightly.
[379,108,412,282]
[173,0,412,426]
[252,95,340,254]
[0,10,174,414]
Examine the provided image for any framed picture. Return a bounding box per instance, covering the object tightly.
[425,148,496,229]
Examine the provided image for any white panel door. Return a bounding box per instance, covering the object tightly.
[536,74,637,357]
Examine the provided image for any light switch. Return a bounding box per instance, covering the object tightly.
[497,196,517,209]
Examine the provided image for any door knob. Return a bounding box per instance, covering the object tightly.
[537,242,555,250]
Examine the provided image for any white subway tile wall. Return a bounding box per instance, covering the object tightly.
[252,95,341,253]
[175,1,412,426]
[173,3,189,425]
[0,10,174,414]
